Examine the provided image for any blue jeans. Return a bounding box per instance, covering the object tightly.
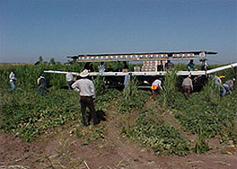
[222,84,232,96]
[10,80,15,91]
[218,85,225,97]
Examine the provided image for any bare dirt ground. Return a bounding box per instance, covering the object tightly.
[0,101,236,169]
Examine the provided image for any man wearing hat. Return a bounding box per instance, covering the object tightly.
[71,69,99,126]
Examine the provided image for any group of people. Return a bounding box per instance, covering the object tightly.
[150,74,194,100]
[150,73,235,100]
[8,65,235,127]
[213,75,235,97]
[8,68,99,126]
[9,69,48,96]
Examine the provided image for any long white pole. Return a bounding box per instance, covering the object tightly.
[206,63,237,74]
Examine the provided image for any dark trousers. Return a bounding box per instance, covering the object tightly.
[37,85,48,96]
[80,96,98,125]
[152,89,160,101]
[182,86,191,99]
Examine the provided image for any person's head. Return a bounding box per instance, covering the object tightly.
[190,60,193,63]
[80,69,89,78]
[101,62,104,65]
[232,78,236,82]
[188,73,192,78]
[11,69,15,72]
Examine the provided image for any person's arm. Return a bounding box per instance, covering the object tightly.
[71,81,80,92]
[230,82,234,91]
[190,79,193,90]
[159,81,163,90]
[90,82,96,98]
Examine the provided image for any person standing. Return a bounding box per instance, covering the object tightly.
[199,51,208,71]
[151,78,163,101]
[66,71,74,91]
[84,62,94,72]
[187,60,195,71]
[71,69,99,126]
[165,60,174,70]
[9,69,17,92]
[37,74,48,96]
[222,78,235,96]
[201,59,208,71]
[182,74,193,99]
[98,62,105,72]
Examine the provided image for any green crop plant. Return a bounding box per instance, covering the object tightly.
[75,125,105,145]
[194,120,210,154]
[157,70,178,108]
[201,78,220,105]
[0,86,79,142]
[116,77,150,114]
[95,89,121,112]
[123,107,190,156]
[0,63,236,156]
[93,75,106,96]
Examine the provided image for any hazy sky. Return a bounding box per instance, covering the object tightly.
[0,0,237,64]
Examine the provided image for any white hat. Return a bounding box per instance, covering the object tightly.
[80,69,89,77]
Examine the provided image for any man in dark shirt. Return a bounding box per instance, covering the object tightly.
[165,60,174,70]
[37,74,48,96]
[187,60,195,71]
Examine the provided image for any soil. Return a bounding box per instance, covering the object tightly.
[0,101,236,169]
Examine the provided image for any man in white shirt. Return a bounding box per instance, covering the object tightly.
[71,69,99,126]
[151,78,163,101]
[9,69,17,92]
[66,71,74,91]
[182,74,193,99]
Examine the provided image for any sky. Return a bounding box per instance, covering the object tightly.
[0,0,237,64]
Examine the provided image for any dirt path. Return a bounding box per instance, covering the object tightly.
[0,100,237,169]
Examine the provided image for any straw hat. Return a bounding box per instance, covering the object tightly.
[80,69,89,77]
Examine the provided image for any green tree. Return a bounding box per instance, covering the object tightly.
[49,58,56,65]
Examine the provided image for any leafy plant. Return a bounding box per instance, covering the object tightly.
[116,77,150,114]
[123,107,190,156]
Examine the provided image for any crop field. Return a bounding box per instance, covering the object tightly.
[0,63,236,168]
